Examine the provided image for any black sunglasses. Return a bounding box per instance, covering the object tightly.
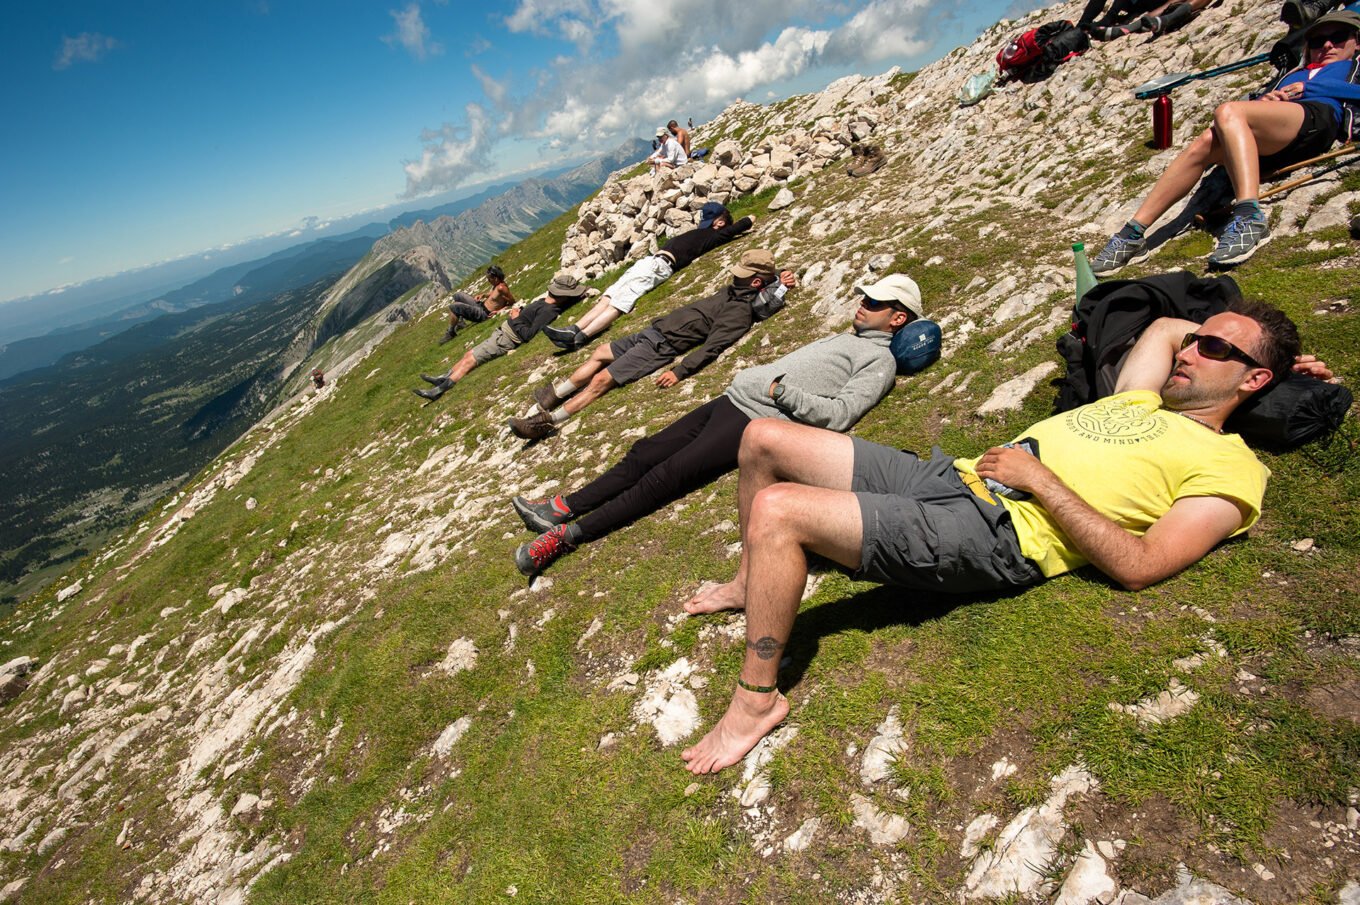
[1180,332,1264,369]
[1307,28,1355,48]
[860,295,908,313]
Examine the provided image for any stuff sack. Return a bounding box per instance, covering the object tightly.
[891,319,943,374]
[1225,373,1353,451]
[997,20,1090,83]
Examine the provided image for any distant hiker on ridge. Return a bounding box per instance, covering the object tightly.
[508,273,941,579]
[648,126,686,171]
[678,300,1333,774]
[508,250,794,441]
[412,273,587,401]
[440,264,515,344]
[668,119,692,158]
[1090,10,1360,271]
[543,201,754,351]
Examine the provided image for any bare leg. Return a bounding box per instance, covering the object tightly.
[565,345,616,389]
[1132,128,1223,226]
[562,370,618,415]
[685,421,856,615]
[1212,100,1306,203]
[571,297,614,333]
[578,306,623,338]
[446,350,479,383]
[681,483,864,774]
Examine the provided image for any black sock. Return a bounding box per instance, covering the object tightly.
[1232,200,1264,221]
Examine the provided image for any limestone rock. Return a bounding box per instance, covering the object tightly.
[850,793,909,844]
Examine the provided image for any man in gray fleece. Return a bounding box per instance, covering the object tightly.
[509,273,941,577]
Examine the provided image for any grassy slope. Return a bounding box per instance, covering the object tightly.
[2,22,1359,905]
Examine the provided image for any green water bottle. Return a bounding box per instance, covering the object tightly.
[1073,242,1097,307]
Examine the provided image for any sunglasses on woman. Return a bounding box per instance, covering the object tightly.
[1180,332,1264,369]
[1307,28,1356,49]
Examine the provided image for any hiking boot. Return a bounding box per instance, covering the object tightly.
[413,377,452,400]
[1208,214,1270,266]
[532,383,565,412]
[542,324,582,351]
[420,373,448,385]
[1090,232,1149,275]
[512,495,572,532]
[847,145,885,178]
[508,411,558,441]
[514,524,578,578]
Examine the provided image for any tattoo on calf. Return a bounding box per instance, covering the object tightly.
[748,636,784,660]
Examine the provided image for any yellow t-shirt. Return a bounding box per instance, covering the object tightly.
[953,391,1269,578]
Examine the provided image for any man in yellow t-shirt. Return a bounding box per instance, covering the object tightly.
[678,299,1334,775]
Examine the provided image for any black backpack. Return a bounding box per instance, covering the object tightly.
[997,20,1090,84]
[1054,272,1351,450]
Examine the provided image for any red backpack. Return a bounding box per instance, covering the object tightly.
[996,20,1089,82]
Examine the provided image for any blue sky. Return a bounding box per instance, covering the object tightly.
[0,0,1032,304]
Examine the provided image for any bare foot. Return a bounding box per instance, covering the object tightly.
[683,580,746,615]
[681,687,789,774]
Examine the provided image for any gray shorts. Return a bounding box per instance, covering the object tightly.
[605,327,679,385]
[471,324,520,364]
[851,438,1043,594]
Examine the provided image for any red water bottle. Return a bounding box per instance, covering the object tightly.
[1152,95,1173,149]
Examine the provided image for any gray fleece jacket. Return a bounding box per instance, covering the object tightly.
[723,329,896,430]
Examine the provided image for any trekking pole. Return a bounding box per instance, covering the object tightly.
[1194,144,1358,227]
[1132,52,1271,99]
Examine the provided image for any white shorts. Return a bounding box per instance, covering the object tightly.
[605,255,673,314]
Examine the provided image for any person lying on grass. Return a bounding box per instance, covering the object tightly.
[507,250,795,441]
[1090,10,1360,272]
[543,202,756,353]
[508,273,941,578]
[412,273,587,401]
[679,300,1333,774]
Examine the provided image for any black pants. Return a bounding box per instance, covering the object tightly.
[567,396,752,542]
[1080,0,1159,25]
[449,292,490,322]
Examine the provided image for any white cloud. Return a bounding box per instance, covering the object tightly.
[383,3,443,61]
[472,64,508,105]
[53,33,119,70]
[402,102,498,197]
[406,0,936,193]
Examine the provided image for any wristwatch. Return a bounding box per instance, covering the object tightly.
[771,374,786,401]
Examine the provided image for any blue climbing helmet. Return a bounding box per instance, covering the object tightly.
[890,319,942,374]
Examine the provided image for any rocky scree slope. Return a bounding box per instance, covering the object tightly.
[1,1,1358,902]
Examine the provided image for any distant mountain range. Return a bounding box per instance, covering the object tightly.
[369,139,650,279]
[0,138,650,599]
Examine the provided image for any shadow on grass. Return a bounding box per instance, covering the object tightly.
[779,578,1037,691]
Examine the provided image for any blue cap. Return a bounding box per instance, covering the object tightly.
[890,319,941,374]
[698,201,730,229]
